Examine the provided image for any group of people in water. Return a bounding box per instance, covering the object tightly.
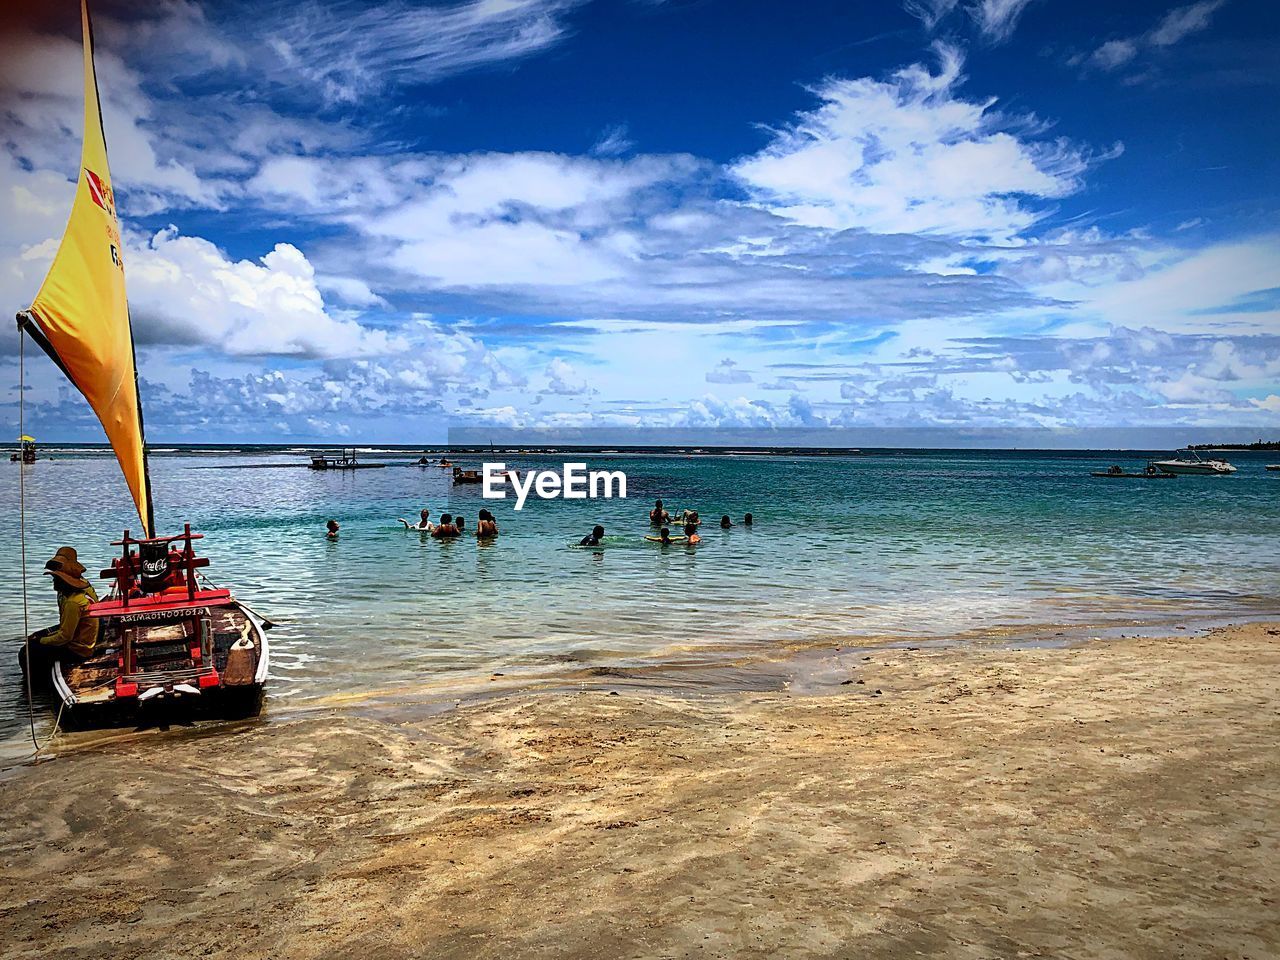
[389,508,500,538]
[325,512,494,542]
[326,509,499,541]
[326,497,752,548]
[578,499,753,547]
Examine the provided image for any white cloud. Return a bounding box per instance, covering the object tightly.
[1154,370,1236,404]
[252,150,699,289]
[257,0,586,104]
[1149,0,1227,47]
[591,124,635,157]
[0,156,74,325]
[0,29,219,210]
[1081,237,1280,336]
[731,44,1098,242]
[316,275,389,308]
[247,155,435,213]
[985,225,1152,289]
[677,395,802,430]
[543,357,592,395]
[1080,0,1227,76]
[126,228,404,357]
[903,0,961,30]
[903,0,1035,43]
[1089,39,1138,71]
[706,358,753,384]
[968,0,1037,44]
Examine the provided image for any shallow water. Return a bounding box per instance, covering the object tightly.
[3,447,1278,762]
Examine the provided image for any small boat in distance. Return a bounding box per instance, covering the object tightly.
[309,448,385,470]
[10,435,37,463]
[15,1,268,725]
[1091,463,1175,479]
[1267,464,1280,472]
[1150,450,1238,475]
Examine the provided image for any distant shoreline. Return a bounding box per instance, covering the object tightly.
[1187,441,1280,450]
[6,442,1278,457]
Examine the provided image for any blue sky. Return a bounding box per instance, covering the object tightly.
[2,0,1278,444]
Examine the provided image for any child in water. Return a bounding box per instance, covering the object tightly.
[685,522,701,545]
[432,514,460,538]
[476,509,499,538]
[326,519,340,539]
[579,524,605,546]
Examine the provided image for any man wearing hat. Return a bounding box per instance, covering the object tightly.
[19,547,100,680]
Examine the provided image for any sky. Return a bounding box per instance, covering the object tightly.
[1,0,1278,445]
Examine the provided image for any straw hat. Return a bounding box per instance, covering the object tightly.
[44,546,90,590]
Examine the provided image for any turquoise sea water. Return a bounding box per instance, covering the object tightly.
[2,447,1278,761]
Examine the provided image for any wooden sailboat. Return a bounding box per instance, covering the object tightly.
[11,435,38,463]
[16,0,268,725]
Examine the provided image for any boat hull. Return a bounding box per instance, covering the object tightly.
[1151,461,1236,475]
[50,600,269,729]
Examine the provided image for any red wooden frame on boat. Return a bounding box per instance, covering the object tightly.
[89,522,233,618]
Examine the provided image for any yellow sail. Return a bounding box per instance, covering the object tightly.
[23,0,152,535]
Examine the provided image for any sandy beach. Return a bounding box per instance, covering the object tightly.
[1,621,1277,959]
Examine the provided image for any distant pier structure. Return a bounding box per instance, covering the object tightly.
[308,448,385,470]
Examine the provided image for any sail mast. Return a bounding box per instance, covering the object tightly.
[127,322,156,538]
[18,0,155,536]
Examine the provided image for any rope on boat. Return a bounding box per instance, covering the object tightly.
[18,326,40,752]
[15,327,67,761]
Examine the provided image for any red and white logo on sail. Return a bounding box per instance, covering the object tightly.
[84,168,116,218]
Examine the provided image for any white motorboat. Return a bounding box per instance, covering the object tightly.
[1151,450,1238,475]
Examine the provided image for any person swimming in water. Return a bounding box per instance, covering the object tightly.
[454,516,466,534]
[743,512,753,526]
[650,499,670,526]
[579,524,605,546]
[685,522,701,544]
[476,509,499,538]
[646,526,686,545]
[719,515,732,529]
[432,514,460,538]
[326,519,340,539]
[398,508,433,531]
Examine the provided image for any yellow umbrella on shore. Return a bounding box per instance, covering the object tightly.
[18,435,35,442]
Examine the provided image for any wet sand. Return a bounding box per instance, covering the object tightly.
[1,621,1277,959]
